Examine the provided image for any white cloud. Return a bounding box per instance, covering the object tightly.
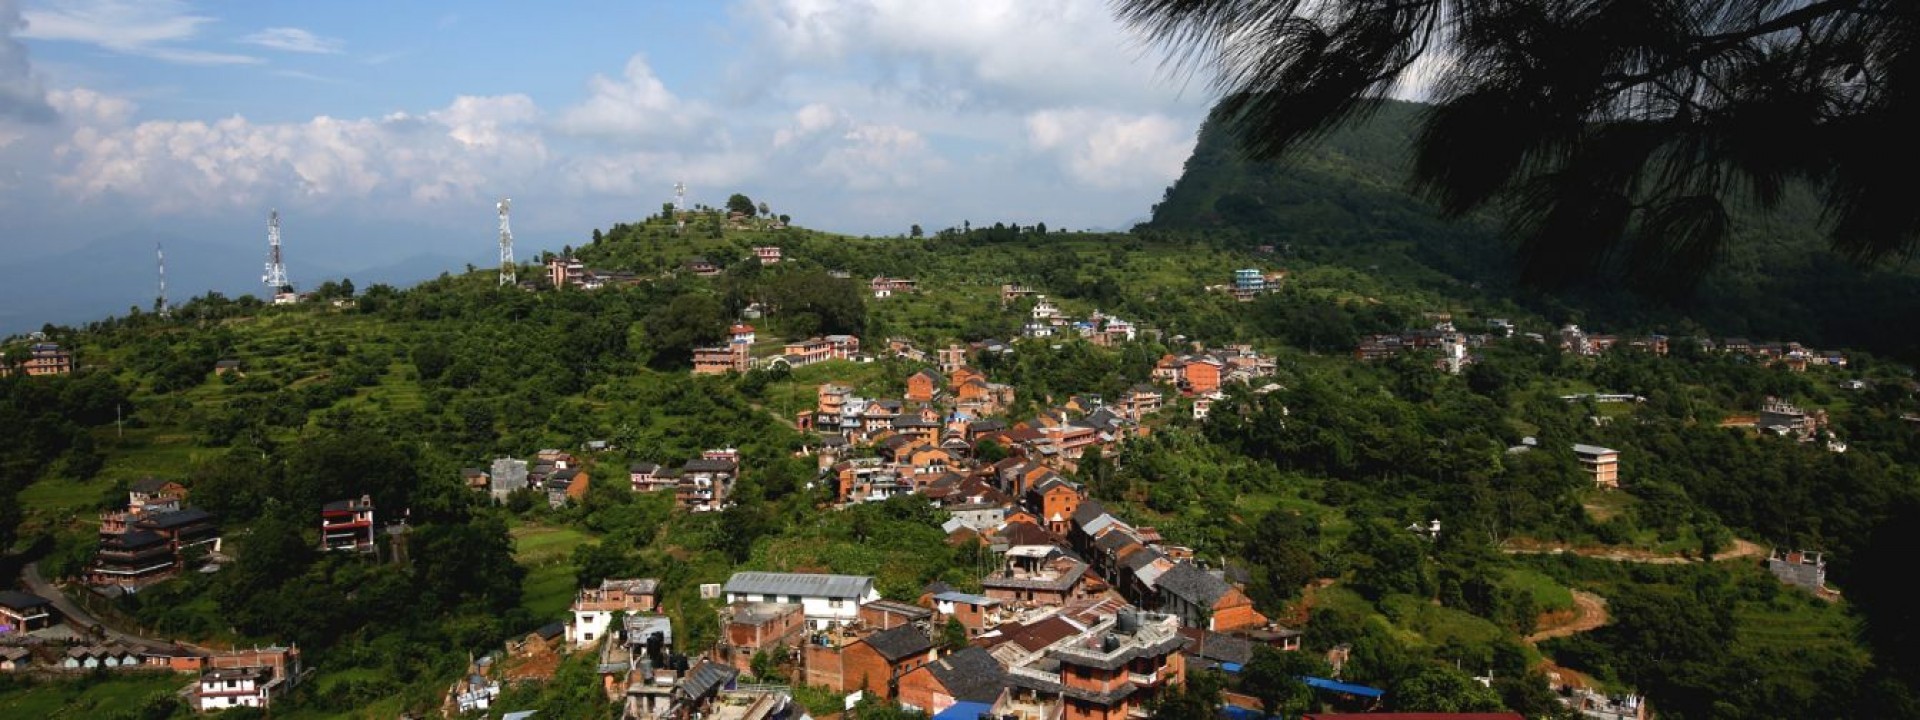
[240,27,342,55]
[50,89,546,211]
[48,85,132,125]
[557,55,712,143]
[1026,108,1193,190]
[20,0,259,65]
[735,0,1199,113]
[1,0,56,125]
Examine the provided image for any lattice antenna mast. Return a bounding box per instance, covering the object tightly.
[674,182,686,212]
[497,198,515,286]
[263,209,291,293]
[155,242,170,317]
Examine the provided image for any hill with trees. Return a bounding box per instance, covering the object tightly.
[0,193,1916,718]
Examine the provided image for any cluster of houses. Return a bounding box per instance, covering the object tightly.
[693,331,864,376]
[547,255,644,291]
[870,276,917,299]
[629,449,742,513]
[0,341,74,377]
[1358,320,1850,375]
[467,449,593,509]
[1019,296,1141,346]
[1,588,304,713]
[587,482,1297,720]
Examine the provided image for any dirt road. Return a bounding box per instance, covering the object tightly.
[1503,537,1765,565]
[1526,589,1609,644]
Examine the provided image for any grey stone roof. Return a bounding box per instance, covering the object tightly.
[680,660,738,700]
[683,458,736,473]
[1071,500,1109,528]
[1155,562,1231,607]
[0,590,51,610]
[863,625,933,662]
[723,572,874,600]
[136,507,213,530]
[924,646,1006,702]
[129,477,175,494]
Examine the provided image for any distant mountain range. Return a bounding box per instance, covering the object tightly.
[0,232,479,335]
[1144,100,1920,361]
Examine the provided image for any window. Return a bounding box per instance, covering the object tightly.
[829,598,844,608]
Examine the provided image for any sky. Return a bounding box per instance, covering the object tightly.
[0,0,1222,320]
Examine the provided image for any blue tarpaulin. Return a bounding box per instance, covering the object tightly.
[1303,675,1386,698]
[934,701,997,720]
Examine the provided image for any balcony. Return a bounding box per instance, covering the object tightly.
[1128,670,1160,686]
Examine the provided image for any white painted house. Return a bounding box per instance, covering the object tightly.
[721,572,879,629]
[196,667,271,710]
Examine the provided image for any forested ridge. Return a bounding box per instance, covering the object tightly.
[1145,100,1920,364]
[0,181,1916,719]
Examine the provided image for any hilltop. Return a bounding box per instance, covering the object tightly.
[1143,99,1920,362]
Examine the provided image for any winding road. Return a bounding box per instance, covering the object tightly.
[1525,589,1610,644]
[1502,537,1766,565]
[20,561,173,647]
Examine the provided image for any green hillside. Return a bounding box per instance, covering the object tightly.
[0,197,1915,718]
[1145,100,1920,362]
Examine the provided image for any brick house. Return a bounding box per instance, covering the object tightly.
[816,625,935,699]
[129,477,188,513]
[715,602,805,674]
[1002,610,1187,720]
[194,646,303,712]
[907,369,944,403]
[1026,476,1084,536]
[692,343,751,375]
[925,590,1002,638]
[24,342,72,376]
[982,547,1106,607]
[722,572,879,629]
[897,646,1007,714]
[861,599,934,631]
[1153,562,1267,632]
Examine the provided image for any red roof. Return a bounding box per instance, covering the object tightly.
[1304,715,1524,720]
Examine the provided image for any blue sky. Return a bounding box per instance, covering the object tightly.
[0,0,1219,320]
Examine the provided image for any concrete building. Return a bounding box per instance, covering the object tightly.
[1572,444,1621,489]
[722,572,880,629]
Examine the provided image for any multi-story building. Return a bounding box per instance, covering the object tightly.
[1572,444,1621,489]
[715,601,806,674]
[677,449,739,512]
[88,507,221,588]
[721,572,879,629]
[194,646,302,712]
[753,246,782,264]
[692,343,751,375]
[1003,610,1187,720]
[569,578,660,648]
[320,495,376,552]
[23,342,72,376]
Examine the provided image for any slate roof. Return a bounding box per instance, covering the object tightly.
[923,646,1006,702]
[1155,562,1232,607]
[629,462,659,474]
[1179,627,1253,665]
[683,458,736,473]
[129,477,176,494]
[1071,500,1109,528]
[863,625,933,662]
[0,590,52,610]
[1571,443,1619,455]
[681,660,738,700]
[135,507,213,530]
[723,572,874,599]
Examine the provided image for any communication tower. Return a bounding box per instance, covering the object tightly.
[674,182,686,212]
[263,209,294,302]
[497,198,515,287]
[155,243,170,317]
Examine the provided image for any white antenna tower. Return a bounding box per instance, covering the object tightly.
[673,182,686,212]
[263,209,291,293]
[497,198,515,286]
[155,242,170,317]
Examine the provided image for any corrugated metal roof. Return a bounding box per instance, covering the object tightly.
[722,572,874,599]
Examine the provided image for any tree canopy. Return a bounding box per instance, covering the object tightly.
[1119,0,1920,290]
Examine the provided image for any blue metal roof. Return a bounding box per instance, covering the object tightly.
[934,701,997,720]
[1303,675,1385,698]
